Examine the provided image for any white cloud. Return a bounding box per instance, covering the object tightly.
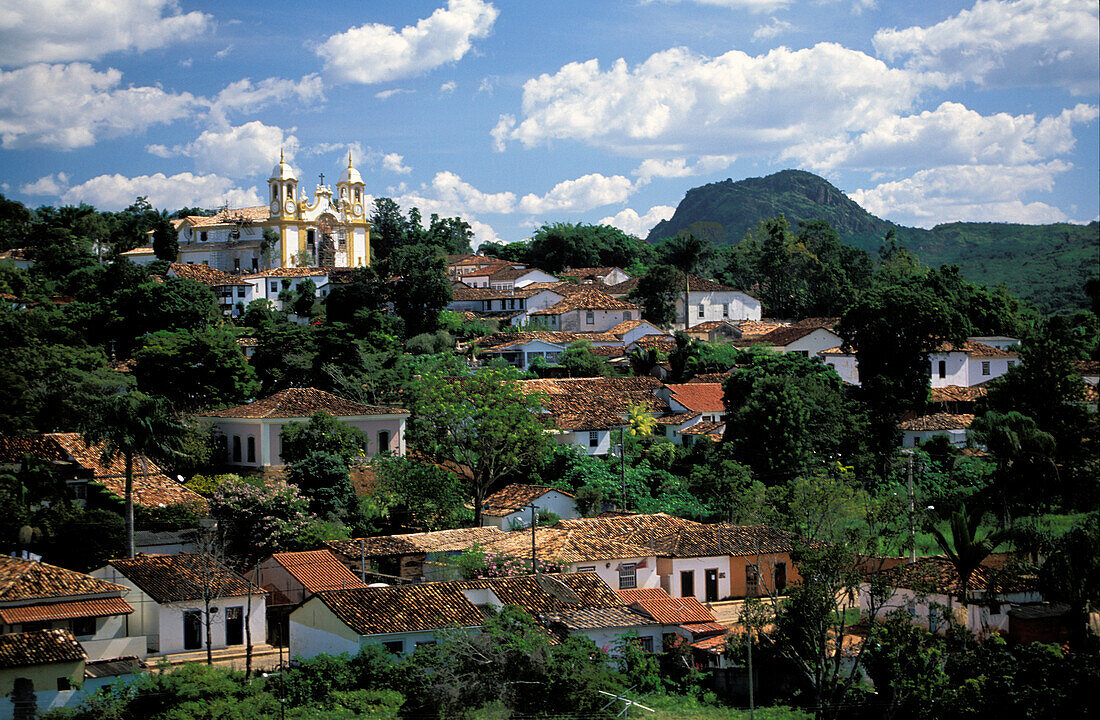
[0,0,212,67]
[214,44,234,60]
[317,0,499,84]
[19,172,69,196]
[494,44,925,156]
[375,88,414,100]
[468,219,501,248]
[164,121,299,178]
[873,0,1099,94]
[440,80,457,93]
[60,172,262,211]
[518,173,634,214]
[639,0,790,12]
[477,76,498,94]
[850,162,1074,227]
[0,63,198,150]
[429,171,515,213]
[598,205,677,237]
[213,75,323,116]
[633,155,736,184]
[382,153,413,175]
[752,17,793,41]
[785,101,1099,171]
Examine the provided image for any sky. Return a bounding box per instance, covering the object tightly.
[1,0,1097,247]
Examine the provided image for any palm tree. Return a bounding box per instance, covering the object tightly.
[659,234,714,330]
[925,501,1003,611]
[82,392,188,557]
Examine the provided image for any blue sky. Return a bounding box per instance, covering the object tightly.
[1,0,1096,246]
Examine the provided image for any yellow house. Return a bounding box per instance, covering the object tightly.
[0,629,85,713]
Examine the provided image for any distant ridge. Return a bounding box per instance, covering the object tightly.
[647,169,1099,314]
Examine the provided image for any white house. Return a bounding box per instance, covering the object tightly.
[662,384,726,423]
[562,267,632,286]
[756,325,843,358]
[242,267,331,311]
[196,387,409,467]
[481,484,579,529]
[608,274,761,330]
[528,288,642,333]
[929,340,1020,388]
[92,553,266,656]
[861,556,1040,637]
[900,413,976,448]
[167,263,254,316]
[487,267,560,291]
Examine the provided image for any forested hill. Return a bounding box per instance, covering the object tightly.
[648,169,1099,314]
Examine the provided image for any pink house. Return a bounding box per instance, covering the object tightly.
[197,387,409,467]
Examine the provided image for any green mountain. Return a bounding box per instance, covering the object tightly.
[647,169,1099,314]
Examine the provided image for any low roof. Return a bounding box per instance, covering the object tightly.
[311,583,485,635]
[935,341,1018,358]
[108,553,257,604]
[198,387,407,419]
[555,606,655,631]
[635,523,796,558]
[618,588,716,625]
[265,550,367,593]
[168,263,249,287]
[0,629,85,668]
[242,267,330,279]
[931,385,987,403]
[0,597,133,625]
[183,206,269,228]
[452,572,623,612]
[0,434,206,510]
[756,325,839,347]
[876,555,1035,595]
[0,556,128,603]
[479,526,655,564]
[529,288,640,315]
[519,376,666,432]
[665,383,726,413]
[899,413,975,432]
[482,484,574,517]
[679,420,725,437]
[327,527,504,558]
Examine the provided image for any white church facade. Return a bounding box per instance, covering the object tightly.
[135,153,372,272]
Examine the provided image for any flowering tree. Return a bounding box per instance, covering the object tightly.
[209,477,345,565]
[458,547,564,579]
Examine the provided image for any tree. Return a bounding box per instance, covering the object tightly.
[383,243,451,337]
[657,234,715,328]
[925,501,1003,611]
[630,264,680,328]
[968,411,1057,522]
[861,612,948,720]
[374,455,468,531]
[80,391,189,557]
[558,340,608,377]
[280,412,369,466]
[526,222,654,272]
[133,326,259,411]
[1039,512,1100,649]
[407,366,550,526]
[286,451,358,520]
[369,198,411,260]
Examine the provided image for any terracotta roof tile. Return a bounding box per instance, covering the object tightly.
[736,320,786,339]
[242,267,329,279]
[877,556,1035,595]
[519,377,666,431]
[529,288,640,315]
[482,484,574,518]
[185,206,269,228]
[631,523,796,557]
[687,320,739,333]
[936,341,1018,358]
[931,386,987,403]
[899,413,975,432]
[0,434,207,510]
[756,325,838,347]
[555,606,653,630]
[679,421,725,436]
[452,573,623,612]
[0,629,85,668]
[665,383,726,413]
[168,263,247,287]
[0,556,128,602]
[198,387,407,418]
[313,583,483,635]
[0,597,134,625]
[479,526,655,564]
[327,527,504,558]
[618,590,716,625]
[561,267,625,280]
[269,550,367,594]
[679,621,729,637]
[691,632,732,653]
[108,553,258,604]
[653,412,702,425]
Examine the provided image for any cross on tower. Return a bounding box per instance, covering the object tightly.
[318,172,325,186]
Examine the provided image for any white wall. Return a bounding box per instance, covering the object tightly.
[575,625,662,657]
[929,352,970,388]
[558,429,615,456]
[289,620,359,660]
[823,354,860,385]
[488,490,579,530]
[568,557,658,592]
[678,290,761,327]
[903,428,968,448]
[157,594,266,655]
[776,329,843,358]
[669,556,730,600]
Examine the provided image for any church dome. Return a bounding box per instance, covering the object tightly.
[340,153,363,185]
[271,150,296,181]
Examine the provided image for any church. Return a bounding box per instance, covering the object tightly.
[134,153,372,272]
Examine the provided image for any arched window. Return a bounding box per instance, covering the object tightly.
[377,431,390,454]
[232,436,242,463]
[246,436,256,464]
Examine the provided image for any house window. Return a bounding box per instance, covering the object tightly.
[588,431,599,448]
[234,258,241,272]
[200,231,208,242]
[57,677,72,691]
[246,437,256,464]
[746,564,760,597]
[623,311,631,321]
[237,287,246,298]
[680,570,695,598]
[586,311,595,325]
[722,303,729,317]
[577,565,596,573]
[382,640,404,655]
[698,304,705,318]
[270,282,278,293]
[937,360,946,379]
[774,562,787,592]
[618,563,637,590]
[639,636,654,653]
[71,616,96,637]
[981,361,991,376]
[232,436,242,463]
[378,431,390,453]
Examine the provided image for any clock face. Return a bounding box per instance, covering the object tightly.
[353,203,363,216]
[284,200,296,215]
[270,201,281,215]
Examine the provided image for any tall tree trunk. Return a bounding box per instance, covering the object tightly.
[124,453,135,558]
[205,593,214,665]
[244,577,254,679]
[683,275,691,330]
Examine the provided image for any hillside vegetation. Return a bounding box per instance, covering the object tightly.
[648,170,1099,314]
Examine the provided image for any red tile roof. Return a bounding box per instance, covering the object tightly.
[0,597,134,625]
[108,553,259,604]
[452,572,623,612]
[327,527,504,558]
[184,206,269,227]
[679,421,725,437]
[936,341,1018,358]
[878,556,1035,595]
[931,385,987,403]
[242,267,329,279]
[618,589,716,625]
[482,484,574,518]
[0,556,128,603]
[198,387,407,418]
[634,523,796,557]
[756,325,838,347]
[529,288,640,315]
[899,413,975,432]
[168,263,247,287]
[312,583,484,635]
[0,434,206,510]
[0,629,85,668]
[268,550,367,594]
[665,383,726,413]
[519,377,666,431]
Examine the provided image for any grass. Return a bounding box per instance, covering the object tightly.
[636,695,810,720]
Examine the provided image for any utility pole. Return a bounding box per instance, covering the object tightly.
[620,426,627,511]
[360,538,366,582]
[528,502,538,574]
[905,450,916,563]
[747,624,755,720]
